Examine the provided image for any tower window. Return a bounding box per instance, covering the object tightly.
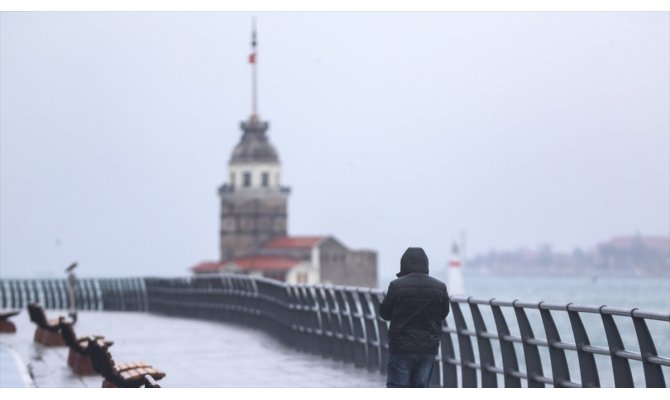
[261,172,269,187]
[230,173,235,187]
[243,172,251,187]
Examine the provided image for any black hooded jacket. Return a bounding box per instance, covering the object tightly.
[379,247,450,354]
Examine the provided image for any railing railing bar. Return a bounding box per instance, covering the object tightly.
[600,306,637,317]
[558,380,582,388]
[631,309,670,321]
[490,299,516,307]
[509,370,528,380]
[613,350,643,362]
[552,342,577,351]
[525,338,548,347]
[531,375,555,385]
[646,356,670,367]
[485,365,505,374]
[513,301,541,309]
[581,344,611,356]
[501,335,523,344]
[567,304,602,313]
[538,303,568,311]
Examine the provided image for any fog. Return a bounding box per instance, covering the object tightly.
[1,12,668,280]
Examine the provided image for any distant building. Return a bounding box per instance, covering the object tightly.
[595,235,670,277]
[467,234,669,278]
[191,26,377,287]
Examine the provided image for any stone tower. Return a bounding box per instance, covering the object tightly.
[218,21,290,261]
[218,116,290,261]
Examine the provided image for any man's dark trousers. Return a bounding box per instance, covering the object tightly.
[386,353,435,388]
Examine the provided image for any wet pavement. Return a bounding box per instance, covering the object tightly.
[0,310,386,388]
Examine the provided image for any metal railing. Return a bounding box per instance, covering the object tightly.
[1,274,668,387]
[0,278,147,311]
[438,297,669,388]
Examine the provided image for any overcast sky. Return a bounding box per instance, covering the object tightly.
[1,12,668,281]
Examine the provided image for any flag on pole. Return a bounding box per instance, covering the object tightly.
[249,20,257,64]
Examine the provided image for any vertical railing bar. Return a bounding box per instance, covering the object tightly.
[369,290,390,376]
[630,310,666,388]
[451,301,478,387]
[600,306,635,388]
[440,318,458,387]
[490,300,522,388]
[468,298,498,387]
[0,280,6,308]
[538,302,572,387]
[566,306,601,388]
[513,300,545,388]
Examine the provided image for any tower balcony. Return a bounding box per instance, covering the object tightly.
[218,183,291,196]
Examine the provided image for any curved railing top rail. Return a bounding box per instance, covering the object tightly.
[178,273,670,320]
[447,295,670,322]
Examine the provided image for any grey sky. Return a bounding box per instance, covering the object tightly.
[1,12,668,281]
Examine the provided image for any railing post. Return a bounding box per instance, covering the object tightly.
[324,286,346,362]
[315,286,336,359]
[345,288,367,368]
[600,307,634,388]
[631,309,666,388]
[490,300,522,387]
[304,286,325,357]
[451,301,478,387]
[10,280,21,308]
[513,300,545,388]
[56,279,67,310]
[566,304,600,388]
[468,298,498,387]
[358,289,381,372]
[439,318,458,387]
[334,287,356,365]
[538,302,571,387]
[42,280,54,309]
[369,290,390,376]
[0,280,6,308]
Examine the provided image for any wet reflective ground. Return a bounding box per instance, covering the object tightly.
[0,310,386,387]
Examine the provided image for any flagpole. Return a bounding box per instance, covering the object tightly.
[251,17,258,120]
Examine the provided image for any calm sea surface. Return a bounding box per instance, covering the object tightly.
[460,274,670,312]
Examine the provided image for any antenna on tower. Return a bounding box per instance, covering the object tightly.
[248,17,259,123]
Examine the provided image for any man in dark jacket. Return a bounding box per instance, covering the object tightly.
[379,247,450,388]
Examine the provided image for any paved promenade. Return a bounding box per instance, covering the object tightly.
[0,310,386,388]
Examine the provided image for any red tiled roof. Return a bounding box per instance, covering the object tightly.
[191,261,223,274]
[191,256,303,274]
[263,236,325,249]
[228,255,302,271]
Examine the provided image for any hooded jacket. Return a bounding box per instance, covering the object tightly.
[379,247,450,354]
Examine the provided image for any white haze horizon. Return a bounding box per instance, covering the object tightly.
[1,12,668,280]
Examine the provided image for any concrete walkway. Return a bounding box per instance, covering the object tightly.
[0,310,386,388]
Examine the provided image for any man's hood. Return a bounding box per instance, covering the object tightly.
[396,247,429,277]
